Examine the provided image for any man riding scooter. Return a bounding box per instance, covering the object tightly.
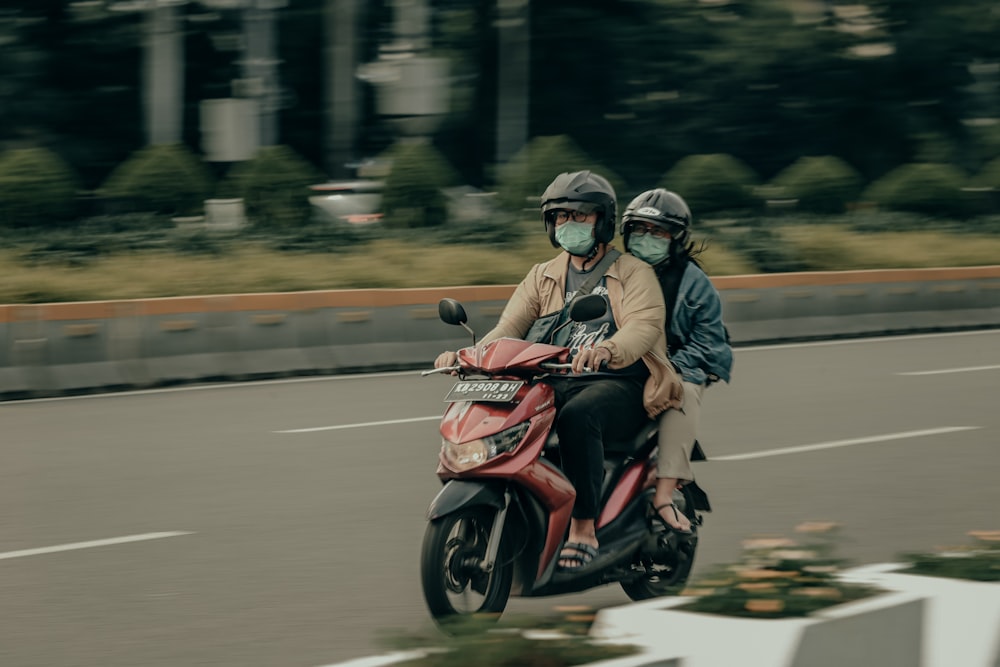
[434,170,683,572]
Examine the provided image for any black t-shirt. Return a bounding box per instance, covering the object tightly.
[560,265,649,379]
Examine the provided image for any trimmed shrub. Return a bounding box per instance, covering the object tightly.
[770,156,863,214]
[218,145,322,229]
[971,156,1000,214]
[100,144,212,217]
[862,162,969,218]
[973,156,1000,190]
[716,223,810,274]
[967,123,1000,166]
[379,139,459,228]
[494,135,626,217]
[0,147,79,228]
[661,154,759,215]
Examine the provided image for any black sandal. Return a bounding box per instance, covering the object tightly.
[650,502,693,535]
[557,542,599,572]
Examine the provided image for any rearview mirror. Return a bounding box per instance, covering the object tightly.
[438,298,469,326]
[568,293,607,322]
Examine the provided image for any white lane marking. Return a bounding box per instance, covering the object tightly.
[897,364,1000,376]
[0,531,194,561]
[742,328,999,352]
[711,426,980,462]
[314,650,438,667]
[276,415,441,434]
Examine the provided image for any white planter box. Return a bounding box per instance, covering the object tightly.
[842,562,1000,667]
[590,588,924,667]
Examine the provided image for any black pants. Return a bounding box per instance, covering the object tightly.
[550,376,648,520]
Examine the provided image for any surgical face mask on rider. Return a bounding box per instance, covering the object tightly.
[630,234,671,265]
[555,221,596,255]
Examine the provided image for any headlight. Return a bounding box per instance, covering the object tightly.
[441,422,531,472]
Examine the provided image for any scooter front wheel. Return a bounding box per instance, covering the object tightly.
[420,505,513,628]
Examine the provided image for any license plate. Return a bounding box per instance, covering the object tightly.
[444,380,524,403]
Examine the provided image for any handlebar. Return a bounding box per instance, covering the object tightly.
[421,366,460,376]
[539,362,573,371]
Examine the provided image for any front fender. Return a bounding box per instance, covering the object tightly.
[427,480,507,521]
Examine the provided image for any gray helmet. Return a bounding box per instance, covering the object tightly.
[540,170,617,248]
[621,188,692,252]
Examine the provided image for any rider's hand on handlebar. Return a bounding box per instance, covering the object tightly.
[434,350,459,375]
[572,345,612,375]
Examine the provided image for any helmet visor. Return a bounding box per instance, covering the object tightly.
[543,200,600,213]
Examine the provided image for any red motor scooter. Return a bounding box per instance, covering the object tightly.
[420,295,711,625]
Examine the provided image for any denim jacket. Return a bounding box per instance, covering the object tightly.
[667,261,733,386]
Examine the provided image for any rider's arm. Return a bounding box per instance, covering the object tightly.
[669,269,732,384]
[597,258,666,369]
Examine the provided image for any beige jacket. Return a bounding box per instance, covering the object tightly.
[481,248,683,417]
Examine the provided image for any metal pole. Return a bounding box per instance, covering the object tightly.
[495,0,529,166]
[243,1,280,147]
[145,3,184,144]
[325,0,359,178]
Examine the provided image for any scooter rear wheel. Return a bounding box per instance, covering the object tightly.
[620,485,699,601]
[421,505,513,628]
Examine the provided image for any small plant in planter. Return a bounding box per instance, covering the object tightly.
[899,530,1000,582]
[379,607,639,667]
[590,523,924,667]
[678,522,878,618]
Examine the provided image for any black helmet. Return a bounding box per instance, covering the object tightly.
[540,170,617,248]
[621,188,692,252]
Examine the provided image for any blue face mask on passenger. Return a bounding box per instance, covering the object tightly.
[630,234,671,265]
[555,222,596,256]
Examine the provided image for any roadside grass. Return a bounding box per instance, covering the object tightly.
[776,225,1000,270]
[0,224,996,304]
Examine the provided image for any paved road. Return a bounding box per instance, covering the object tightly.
[2,330,998,667]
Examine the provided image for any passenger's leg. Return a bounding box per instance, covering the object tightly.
[653,382,704,532]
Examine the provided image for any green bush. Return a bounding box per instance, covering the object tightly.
[968,157,1000,214]
[381,611,636,667]
[974,156,1000,190]
[967,123,1000,167]
[862,162,969,217]
[379,139,460,229]
[494,135,626,216]
[901,530,1000,582]
[0,147,79,228]
[218,145,322,229]
[770,156,863,214]
[661,154,759,215]
[716,223,810,273]
[99,144,212,217]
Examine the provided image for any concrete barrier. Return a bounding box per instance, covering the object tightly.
[2,267,999,399]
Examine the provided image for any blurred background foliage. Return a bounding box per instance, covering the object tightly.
[3,1,1000,196]
[2,0,1000,302]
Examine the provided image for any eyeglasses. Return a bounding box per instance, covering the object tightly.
[550,209,596,224]
[629,222,673,239]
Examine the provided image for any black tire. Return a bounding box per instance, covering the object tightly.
[420,505,513,627]
[620,486,700,601]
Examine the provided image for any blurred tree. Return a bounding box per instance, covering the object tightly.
[0,2,142,188]
[5,0,1000,207]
